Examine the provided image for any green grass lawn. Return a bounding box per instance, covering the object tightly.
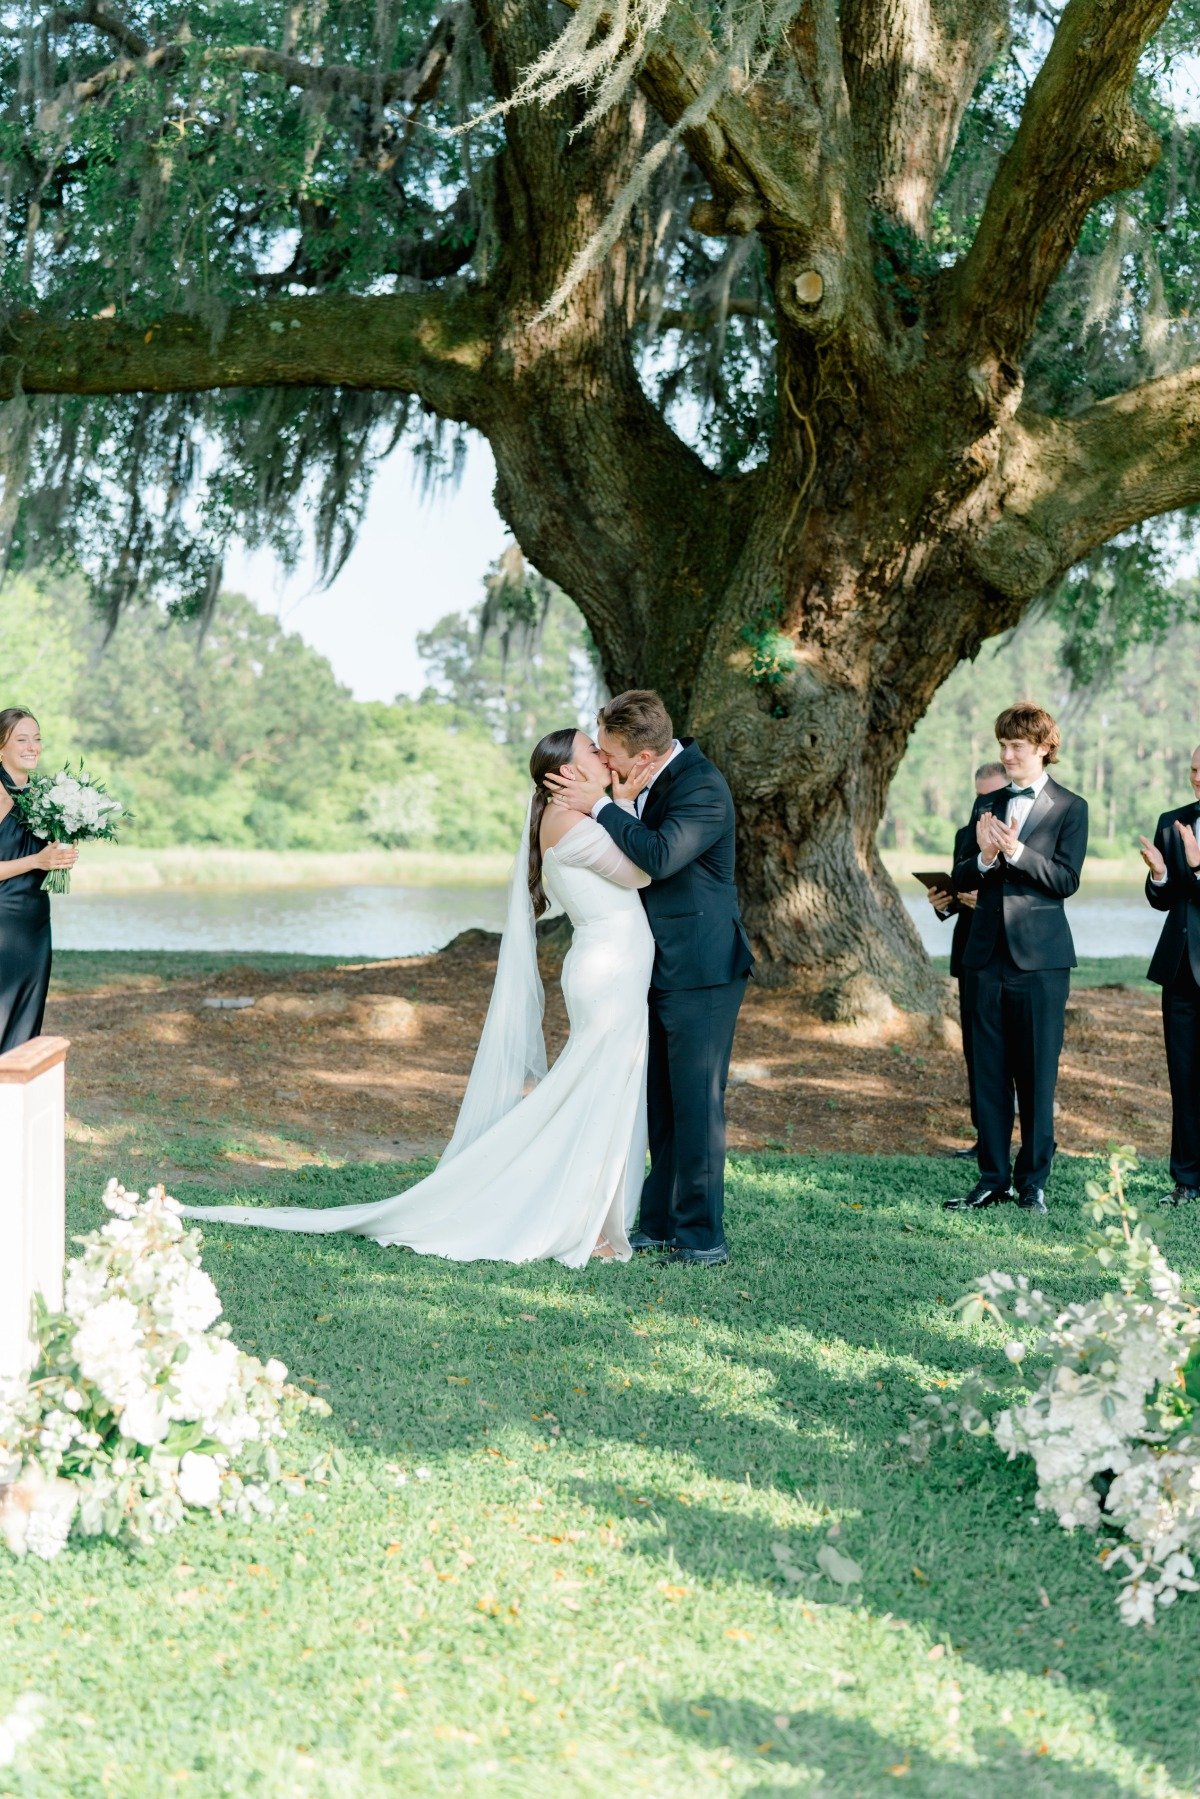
[928,954,1153,991]
[2,1150,1196,1796]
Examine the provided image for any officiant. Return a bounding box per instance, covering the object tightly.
[1140,745,1200,1207]
[944,704,1087,1218]
[924,761,1007,1160]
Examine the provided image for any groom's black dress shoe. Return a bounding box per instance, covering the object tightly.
[949,1143,980,1160]
[670,1244,729,1267]
[1016,1186,1048,1215]
[1160,1185,1200,1207]
[943,1180,1014,1212]
[629,1232,674,1254]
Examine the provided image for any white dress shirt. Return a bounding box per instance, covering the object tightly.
[979,770,1048,872]
[593,740,683,821]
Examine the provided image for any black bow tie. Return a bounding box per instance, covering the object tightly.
[1008,786,1036,800]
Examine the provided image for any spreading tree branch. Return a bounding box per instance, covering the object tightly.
[840,0,1008,237]
[653,295,763,332]
[949,0,1172,365]
[556,0,878,348]
[969,362,1200,599]
[0,291,497,428]
[40,9,458,123]
[51,2,148,57]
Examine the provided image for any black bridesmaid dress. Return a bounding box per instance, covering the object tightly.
[0,767,52,1053]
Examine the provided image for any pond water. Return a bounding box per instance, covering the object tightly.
[50,879,1162,963]
[905,888,1158,962]
[52,884,512,958]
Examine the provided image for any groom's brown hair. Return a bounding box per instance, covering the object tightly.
[597,690,673,755]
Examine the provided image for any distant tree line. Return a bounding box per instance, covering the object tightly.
[0,553,597,855]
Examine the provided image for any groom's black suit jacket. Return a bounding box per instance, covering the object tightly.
[1145,802,1200,987]
[595,739,754,991]
[952,776,1087,971]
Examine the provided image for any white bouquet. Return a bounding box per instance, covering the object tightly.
[0,1181,332,1560]
[11,760,127,892]
[906,1150,1200,1626]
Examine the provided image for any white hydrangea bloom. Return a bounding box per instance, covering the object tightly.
[72,1296,145,1404]
[177,1452,222,1509]
[153,1264,221,1335]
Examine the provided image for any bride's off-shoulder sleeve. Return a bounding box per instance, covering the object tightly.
[552,819,650,889]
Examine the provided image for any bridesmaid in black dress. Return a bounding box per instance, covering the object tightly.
[0,709,77,1054]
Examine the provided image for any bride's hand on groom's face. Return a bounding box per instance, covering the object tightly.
[611,760,653,804]
[546,764,608,813]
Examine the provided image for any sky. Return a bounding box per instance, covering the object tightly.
[224,434,509,702]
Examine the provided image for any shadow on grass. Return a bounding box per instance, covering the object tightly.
[68,1148,1200,1788]
[656,1694,1136,1797]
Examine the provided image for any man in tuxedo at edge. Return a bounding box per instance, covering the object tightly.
[944,704,1088,1217]
[1140,744,1200,1206]
[925,760,1008,1160]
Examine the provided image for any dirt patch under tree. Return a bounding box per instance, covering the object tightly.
[52,929,1171,1184]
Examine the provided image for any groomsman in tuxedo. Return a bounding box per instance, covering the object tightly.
[1140,745,1200,1206]
[944,704,1088,1217]
[925,761,1008,1158]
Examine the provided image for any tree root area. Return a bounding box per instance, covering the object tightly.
[49,933,1169,1180]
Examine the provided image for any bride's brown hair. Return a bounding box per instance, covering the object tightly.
[527,727,581,919]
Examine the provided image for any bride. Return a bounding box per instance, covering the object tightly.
[180,729,654,1266]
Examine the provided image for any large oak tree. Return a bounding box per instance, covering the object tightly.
[1,0,1198,1009]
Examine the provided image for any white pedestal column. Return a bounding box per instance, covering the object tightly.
[0,1037,69,1380]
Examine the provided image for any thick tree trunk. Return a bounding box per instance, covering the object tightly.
[687,511,957,1017]
[486,347,967,1018]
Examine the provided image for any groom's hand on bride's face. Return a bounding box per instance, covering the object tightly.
[545,764,609,813]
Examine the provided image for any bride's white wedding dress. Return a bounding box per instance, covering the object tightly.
[179,815,654,1267]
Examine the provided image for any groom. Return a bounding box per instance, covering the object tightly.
[546,691,753,1266]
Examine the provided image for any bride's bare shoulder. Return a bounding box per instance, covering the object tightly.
[540,809,592,852]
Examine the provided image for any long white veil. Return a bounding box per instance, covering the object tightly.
[439,798,547,1164]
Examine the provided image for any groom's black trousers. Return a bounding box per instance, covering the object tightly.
[639,977,747,1254]
[971,944,1069,1195]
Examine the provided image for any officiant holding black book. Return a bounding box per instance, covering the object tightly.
[944,704,1088,1218]
[1141,745,1200,1208]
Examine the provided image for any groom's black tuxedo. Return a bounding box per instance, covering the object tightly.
[1146,802,1200,1189]
[597,739,753,1255]
[952,775,1088,1198]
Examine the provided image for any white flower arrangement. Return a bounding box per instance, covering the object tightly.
[906,1150,1200,1626]
[0,1181,331,1559]
[10,760,127,892]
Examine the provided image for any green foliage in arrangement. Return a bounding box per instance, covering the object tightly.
[5,1146,1196,1793]
[885,604,1200,857]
